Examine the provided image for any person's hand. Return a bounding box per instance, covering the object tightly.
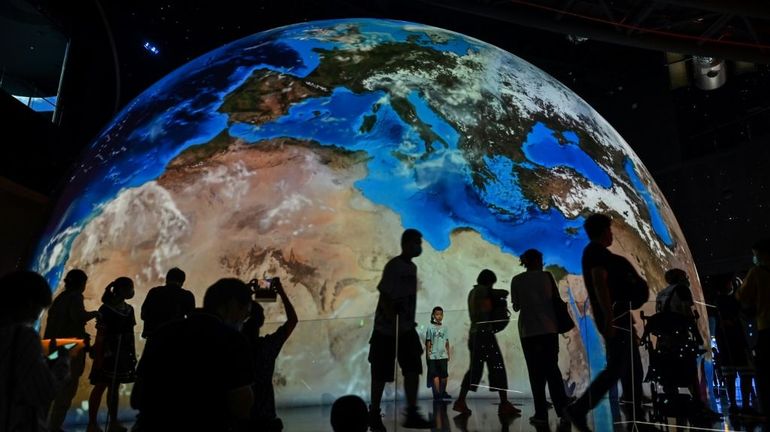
[49,350,72,381]
[273,278,285,295]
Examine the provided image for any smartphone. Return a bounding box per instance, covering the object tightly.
[47,342,77,360]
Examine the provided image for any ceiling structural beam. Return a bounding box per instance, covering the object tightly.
[651,0,770,21]
[416,0,770,63]
[698,13,734,45]
[741,16,762,48]
[624,2,657,36]
[595,0,620,31]
[554,0,577,21]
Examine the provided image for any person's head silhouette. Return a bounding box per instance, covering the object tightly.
[476,269,497,287]
[519,249,543,271]
[203,278,252,330]
[400,228,423,259]
[0,270,52,326]
[330,395,368,432]
[166,267,186,287]
[101,277,134,305]
[63,269,88,293]
[584,213,613,246]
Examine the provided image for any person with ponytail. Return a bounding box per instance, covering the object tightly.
[87,277,136,432]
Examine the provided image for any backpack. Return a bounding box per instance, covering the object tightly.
[488,288,511,333]
[610,254,649,310]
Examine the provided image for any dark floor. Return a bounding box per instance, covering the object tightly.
[69,395,768,432]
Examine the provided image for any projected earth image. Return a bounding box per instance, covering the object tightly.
[33,19,701,407]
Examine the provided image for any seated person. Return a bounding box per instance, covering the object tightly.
[242,278,297,431]
[653,268,716,417]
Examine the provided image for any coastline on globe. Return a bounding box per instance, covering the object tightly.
[31,18,703,408]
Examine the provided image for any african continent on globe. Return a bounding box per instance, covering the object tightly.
[34,19,702,406]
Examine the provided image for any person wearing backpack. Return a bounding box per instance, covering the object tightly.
[452,269,520,417]
[564,214,648,432]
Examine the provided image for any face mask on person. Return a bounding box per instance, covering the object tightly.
[754,255,760,266]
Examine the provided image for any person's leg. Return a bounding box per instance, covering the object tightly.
[738,372,754,410]
[106,384,120,428]
[457,334,484,402]
[433,376,441,398]
[522,335,549,419]
[755,329,770,417]
[484,334,519,415]
[620,339,644,408]
[399,329,430,427]
[440,378,448,396]
[368,331,394,431]
[88,383,107,426]
[371,379,386,411]
[454,334,482,414]
[572,335,632,415]
[724,373,737,409]
[543,333,569,416]
[403,373,419,407]
[50,350,86,429]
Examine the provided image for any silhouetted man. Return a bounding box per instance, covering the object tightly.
[140,267,195,338]
[44,269,100,431]
[131,278,254,432]
[368,229,431,431]
[565,214,646,432]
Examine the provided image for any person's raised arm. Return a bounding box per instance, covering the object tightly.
[275,279,297,335]
[590,266,615,338]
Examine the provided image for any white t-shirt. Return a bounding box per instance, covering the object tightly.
[425,323,449,360]
[510,270,559,338]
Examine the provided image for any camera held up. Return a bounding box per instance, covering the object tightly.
[248,276,279,302]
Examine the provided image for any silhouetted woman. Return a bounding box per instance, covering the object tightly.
[510,249,569,425]
[87,277,136,432]
[453,269,520,416]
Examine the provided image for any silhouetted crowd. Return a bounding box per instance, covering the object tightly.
[1,214,769,432]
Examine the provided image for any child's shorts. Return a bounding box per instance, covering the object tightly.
[427,358,448,379]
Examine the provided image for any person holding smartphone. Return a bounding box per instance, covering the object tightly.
[242,277,298,431]
[1,271,71,432]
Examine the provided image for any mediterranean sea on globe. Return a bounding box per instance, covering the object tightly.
[33,19,704,408]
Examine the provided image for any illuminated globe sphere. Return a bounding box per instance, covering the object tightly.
[33,19,701,406]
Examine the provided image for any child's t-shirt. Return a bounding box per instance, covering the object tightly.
[425,323,449,360]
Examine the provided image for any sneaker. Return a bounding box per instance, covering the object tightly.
[441,391,453,400]
[452,399,472,415]
[368,407,387,432]
[529,415,549,425]
[563,404,591,432]
[402,407,431,429]
[498,400,521,416]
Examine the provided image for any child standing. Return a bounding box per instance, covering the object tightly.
[87,277,137,432]
[426,306,451,400]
